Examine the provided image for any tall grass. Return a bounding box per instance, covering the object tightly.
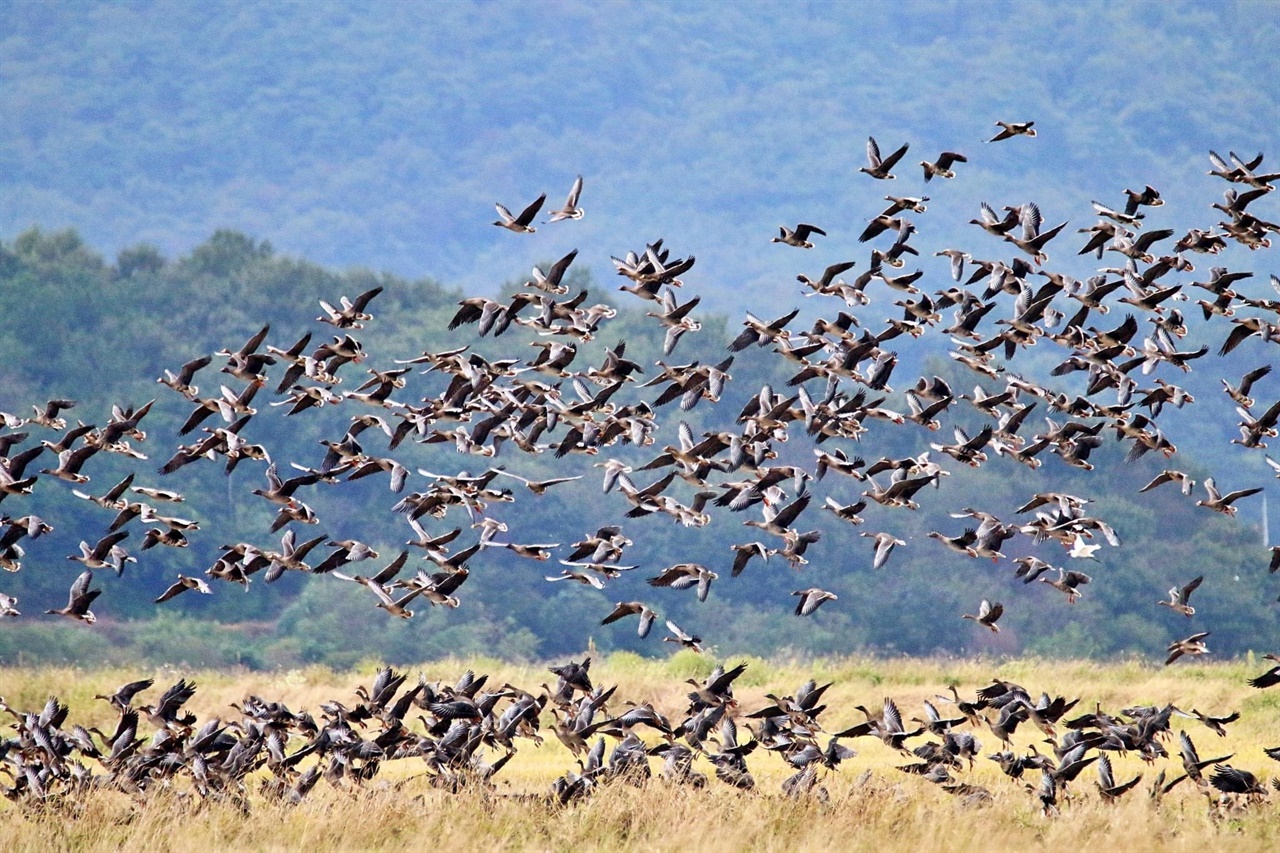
[3,655,1279,851]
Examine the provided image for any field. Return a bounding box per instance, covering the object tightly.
[4,654,1280,852]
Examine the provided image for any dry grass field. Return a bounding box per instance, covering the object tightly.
[4,654,1280,851]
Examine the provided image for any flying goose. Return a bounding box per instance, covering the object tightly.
[962,599,1004,632]
[771,224,826,249]
[46,569,101,623]
[791,588,837,616]
[860,137,910,179]
[1165,631,1211,665]
[1157,576,1203,617]
[920,151,967,182]
[546,175,584,222]
[493,193,546,233]
[1194,477,1262,516]
[600,601,659,637]
[154,574,213,604]
[987,121,1036,142]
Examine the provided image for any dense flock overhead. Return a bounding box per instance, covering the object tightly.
[1,121,1278,662]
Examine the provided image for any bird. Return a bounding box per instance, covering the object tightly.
[772,224,827,249]
[493,193,547,233]
[546,175,584,222]
[962,600,1004,632]
[860,137,910,180]
[648,563,718,602]
[600,602,659,638]
[1247,654,1280,688]
[663,619,704,653]
[987,121,1036,142]
[1157,576,1203,617]
[792,588,837,616]
[920,151,967,182]
[1138,470,1195,496]
[862,531,906,570]
[154,574,213,603]
[1194,477,1262,516]
[317,285,383,329]
[1040,567,1091,603]
[46,569,101,623]
[93,677,154,710]
[1165,631,1211,665]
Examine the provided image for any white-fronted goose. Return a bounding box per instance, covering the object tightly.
[860,137,909,179]
[987,121,1036,142]
[546,175,584,222]
[493,193,546,233]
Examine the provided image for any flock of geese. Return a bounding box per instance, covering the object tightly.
[4,660,1280,814]
[0,121,1276,662]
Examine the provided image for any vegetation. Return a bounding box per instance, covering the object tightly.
[1,4,1276,303]
[3,655,1280,851]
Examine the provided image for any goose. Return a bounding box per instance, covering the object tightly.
[93,678,153,711]
[1040,567,1091,602]
[987,121,1036,142]
[729,541,774,576]
[1165,631,1211,665]
[663,619,704,653]
[154,574,213,604]
[861,530,905,570]
[1194,477,1262,516]
[493,193,546,232]
[648,562,717,602]
[1157,576,1203,617]
[46,569,101,623]
[1247,653,1280,688]
[860,137,910,179]
[68,530,130,571]
[546,175,584,222]
[962,599,1003,632]
[527,249,579,295]
[920,151,967,181]
[792,588,837,616]
[771,223,826,249]
[0,591,18,617]
[600,601,658,637]
[1138,469,1195,495]
[317,285,383,329]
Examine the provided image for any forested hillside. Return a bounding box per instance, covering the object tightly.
[1,2,1276,312]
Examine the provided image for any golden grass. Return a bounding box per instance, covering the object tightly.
[3,654,1280,851]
